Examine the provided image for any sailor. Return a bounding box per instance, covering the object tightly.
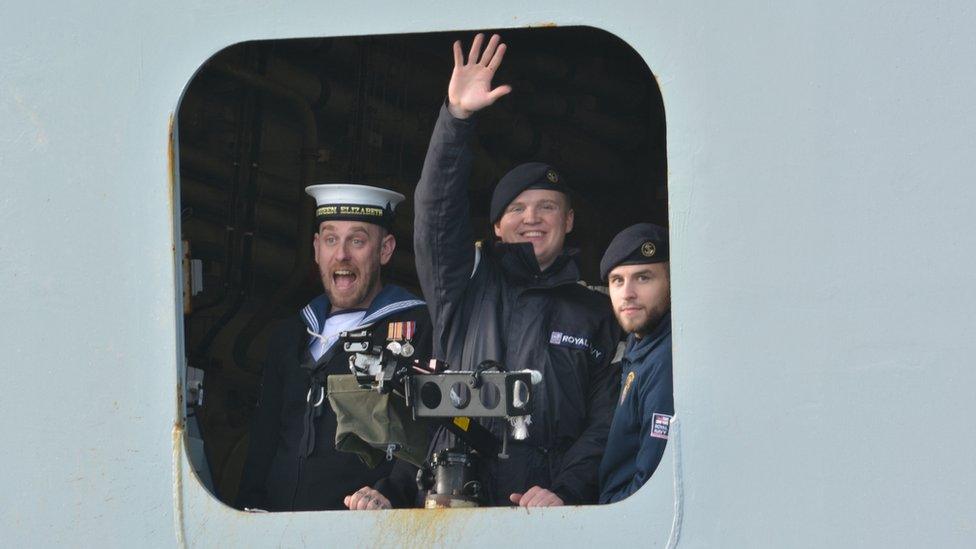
[347,33,619,510]
[597,223,674,503]
[236,183,432,511]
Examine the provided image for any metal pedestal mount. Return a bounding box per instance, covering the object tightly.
[341,328,542,508]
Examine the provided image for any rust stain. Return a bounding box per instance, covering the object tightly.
[172,420,187,548]
[369,506,476,547]
[527,21,559,27]
[176,377,184,416]
[167,113,176,211]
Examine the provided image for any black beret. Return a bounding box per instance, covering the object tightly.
[600,223,669,280]
[490,162,568,223]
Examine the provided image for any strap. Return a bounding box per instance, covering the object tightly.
[297,343,344,458]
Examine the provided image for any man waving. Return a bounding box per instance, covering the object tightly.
[409,34,619,507]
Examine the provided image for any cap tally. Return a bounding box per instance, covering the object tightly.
[305,183,405,229]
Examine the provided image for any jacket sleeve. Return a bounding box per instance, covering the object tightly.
[550,310,622,504]
[235,322,291,510]
[413,103,478,358]
[606,357,674,503]
[374,458,421,508]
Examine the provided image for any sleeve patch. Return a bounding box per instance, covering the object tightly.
[650,413,672,440]
[548,329,604,361]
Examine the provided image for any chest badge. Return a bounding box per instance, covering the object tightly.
[386,321,416,357]
[620,371,636,404]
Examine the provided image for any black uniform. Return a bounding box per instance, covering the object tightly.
[236,285,431,511]
[598,314,673,503]
[400,104,619,505]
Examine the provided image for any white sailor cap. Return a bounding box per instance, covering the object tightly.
[304,183,405,229]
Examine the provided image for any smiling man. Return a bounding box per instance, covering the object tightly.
[394,33,618,508]
[236,184,431,512]
[597,223,674,503]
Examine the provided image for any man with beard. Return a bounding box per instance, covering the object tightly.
[346,33,618,510]
[236,184,432,511]
[597,223,674,503]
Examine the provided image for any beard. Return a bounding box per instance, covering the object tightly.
[322,254,382,310]
[620,304,669,338]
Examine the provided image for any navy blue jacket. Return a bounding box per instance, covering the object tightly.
[599,314,673,503]
[408,104,620,505]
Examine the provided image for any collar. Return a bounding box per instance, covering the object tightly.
[623,312,672,363]
[301,284,425,335]
[491,241,582,286]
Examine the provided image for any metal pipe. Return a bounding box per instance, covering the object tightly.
[192,74,262,357]
[182,146,320,205]
[182,217,297,282]
[182,174,302,242]
[206,62,319,373]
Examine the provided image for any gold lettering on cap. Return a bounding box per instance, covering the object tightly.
[313,205,386,217]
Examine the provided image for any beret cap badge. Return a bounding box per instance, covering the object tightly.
[600,223,669,280]
[491,162,567,222]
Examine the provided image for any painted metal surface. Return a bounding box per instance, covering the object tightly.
[1,0,974,547]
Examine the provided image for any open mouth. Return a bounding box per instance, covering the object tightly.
[519,230,546,240]
[332,269,358,291]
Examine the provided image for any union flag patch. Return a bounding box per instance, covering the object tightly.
[650,413,672,440]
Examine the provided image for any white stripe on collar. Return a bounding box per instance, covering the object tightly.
[301,305,319,333]
[303,298,425,343]
[359,299,426,327]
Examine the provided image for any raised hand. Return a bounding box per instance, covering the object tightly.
[447,33,512,119]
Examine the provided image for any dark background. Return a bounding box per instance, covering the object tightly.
[177,26,667,505]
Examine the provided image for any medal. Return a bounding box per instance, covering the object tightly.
[388,321,416,341]
[386,320,416,356]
